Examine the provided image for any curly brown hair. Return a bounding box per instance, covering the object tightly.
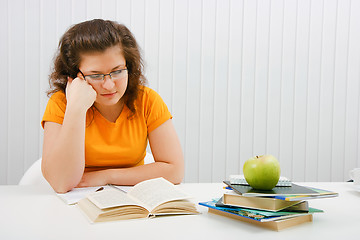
[48,19,146,117]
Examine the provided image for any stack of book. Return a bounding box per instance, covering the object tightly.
[199,177,338,231]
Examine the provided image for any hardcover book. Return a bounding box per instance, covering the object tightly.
[223,181,319,197]
[222,191,306,211]
[229,175,292,187]
[273,187,339,201]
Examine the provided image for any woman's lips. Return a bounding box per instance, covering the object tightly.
[101,92,117,97]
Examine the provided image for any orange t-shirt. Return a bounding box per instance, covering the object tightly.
[41,86,172,171]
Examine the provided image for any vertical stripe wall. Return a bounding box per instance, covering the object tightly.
[0,0,359,185]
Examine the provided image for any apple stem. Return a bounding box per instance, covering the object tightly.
[256,156,259,158]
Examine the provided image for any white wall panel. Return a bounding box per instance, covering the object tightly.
[157,0,174,110]
[212,0,230,182]
[279,0,297,181]
[183,0,201,183]
[130,0,145,49]
[305,0,323,181]
[24,0,41,176]
[144,0,160,90]
[102,0,117,20]
[346,0,360,176]
[0,0,9,184]
[116,0,131,26]
[1,0,359,184]
[317,0,337,181]
[253,0,270,159]
[171,0,188,179]
[292,0,310,181]
[239,0,257,177]
[199,0,216,182]
[86,0,102,21]
[72,0,87,24]
[225,0,243,178]
[331,0,351,181]
[8,0,26,184]
[267,0,283,163]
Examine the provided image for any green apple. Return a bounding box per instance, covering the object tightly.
[243,154,281,190]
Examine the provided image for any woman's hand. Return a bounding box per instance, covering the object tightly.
[65,76,97,112]
[76,170,112,188]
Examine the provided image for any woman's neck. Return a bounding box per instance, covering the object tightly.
[93,100,124,123]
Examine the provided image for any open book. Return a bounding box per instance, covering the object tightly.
[77,177,199,222]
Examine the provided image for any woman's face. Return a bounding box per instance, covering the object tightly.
[78,46,128,108]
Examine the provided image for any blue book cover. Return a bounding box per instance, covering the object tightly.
[199,200,322,222]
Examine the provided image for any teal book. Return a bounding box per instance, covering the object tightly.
[199,200,323,223]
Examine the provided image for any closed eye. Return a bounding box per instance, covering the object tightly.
[111,69,124,74]
[87,74,103,80]
[110,69,128,79]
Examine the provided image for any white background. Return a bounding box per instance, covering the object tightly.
[0,0,359,185]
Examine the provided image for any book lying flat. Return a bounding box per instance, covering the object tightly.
[215,198,320,219]
[223,181,319,197]
[201,199,322,222]
[229,175,292,187]
[199,201,313,231]
[199,200,322,231]
[222,191,305,211]
[77,177,199,223]
[273,187,339,201]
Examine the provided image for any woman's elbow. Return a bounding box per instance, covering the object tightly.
[170,162,184,184]
[42,169,78,193]
[44,175,77,193]
[52,185,73,194]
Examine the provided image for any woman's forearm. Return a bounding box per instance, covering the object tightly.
[109,161,184,185]
[77,160,184,188]
[42,107,87,193]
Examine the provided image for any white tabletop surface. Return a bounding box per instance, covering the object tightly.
[0,182,359,240]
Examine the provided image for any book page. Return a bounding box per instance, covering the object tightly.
[57,185,132,205]
[128,177,191,211]
[58,186,106,205]
[87,188,143,210]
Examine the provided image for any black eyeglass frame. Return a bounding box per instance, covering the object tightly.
[79,68,128,81]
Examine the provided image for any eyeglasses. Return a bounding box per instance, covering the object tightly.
[79,68,128,82]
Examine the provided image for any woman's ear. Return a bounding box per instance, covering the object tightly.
[77,71,87,81]
[77,72,83,80]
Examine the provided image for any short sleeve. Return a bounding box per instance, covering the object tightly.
[41,91,67,128]
[143,88,172,133]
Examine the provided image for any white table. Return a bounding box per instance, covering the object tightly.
[0,182,359,240]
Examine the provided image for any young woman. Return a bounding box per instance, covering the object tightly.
[41,19,184,193]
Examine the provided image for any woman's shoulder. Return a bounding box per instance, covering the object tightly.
[136,85,169,113]
[137,85,166,109]
[139,85,154,94]
[49,90,67,103]
[138,85,161,100]
[47,91,67,111]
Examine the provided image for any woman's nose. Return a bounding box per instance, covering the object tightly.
[101,75,115,89]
